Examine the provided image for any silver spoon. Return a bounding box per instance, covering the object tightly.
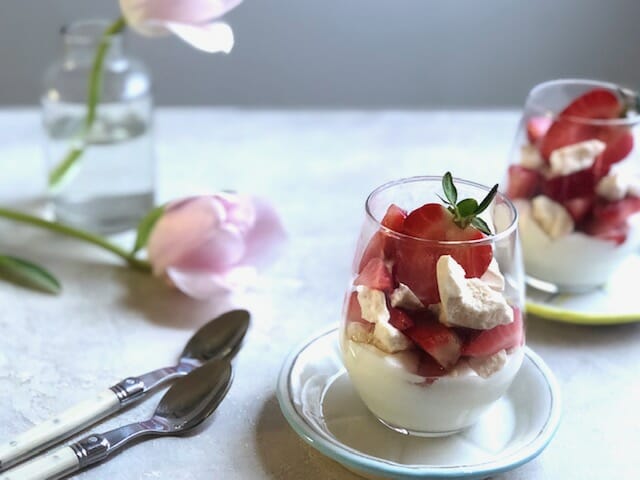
[0,309,249,471]
[0,358,233,480]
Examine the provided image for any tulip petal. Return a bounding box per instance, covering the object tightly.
[214,192,256,234]
[167,265,257,299]
[166,21,235,53]
[241,197,287,268]
[147,196,226,275]
[120,0,242,25]
[172,223,246,271]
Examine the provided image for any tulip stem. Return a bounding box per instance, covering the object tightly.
[48,16,127,188]
[0,207,151,273]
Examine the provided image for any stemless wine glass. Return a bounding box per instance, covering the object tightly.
[340,176,525,437]
[504,79,640,293]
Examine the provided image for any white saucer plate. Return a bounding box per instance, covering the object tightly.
[526,253,640,325]
[277,327,561,480]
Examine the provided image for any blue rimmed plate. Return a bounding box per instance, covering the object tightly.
[277,327,561,480]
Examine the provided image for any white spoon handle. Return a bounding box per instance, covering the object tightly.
[0,447,78,480]
[0,390,119,471]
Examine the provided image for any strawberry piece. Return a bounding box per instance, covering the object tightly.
[345,291,365,324]
[388,306,415,331]
[395,204,493,305]
[563,196,594,223]
[582,196,640,245]
[462,307,524,357]
[354,257,394,292]
[404,311,462,368]
[416,352,447,380]
[381,204,407,232]
[526,116,552,145]
[358,204,407,271]
[561,89,622,119]
[593,131,634,178]
[506,165,542,199]
[540,89,624,161]
[542,168,597,202]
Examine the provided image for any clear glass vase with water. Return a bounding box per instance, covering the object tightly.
[42,20,154,234]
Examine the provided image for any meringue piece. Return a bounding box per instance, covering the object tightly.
[549,139,605,177]
[436,255,513,330]
[531,195,574,239]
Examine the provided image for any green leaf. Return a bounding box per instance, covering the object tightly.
[0,255,61,294]
[475,183,499,215]
[132,205,165,255]
[436,194,451,206]
[471,217,492,235]
[442,172,457,205]
[457,198,478,218]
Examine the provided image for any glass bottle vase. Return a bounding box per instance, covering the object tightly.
[42,19,155,234]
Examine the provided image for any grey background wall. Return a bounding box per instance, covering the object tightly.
[1,0,638,108]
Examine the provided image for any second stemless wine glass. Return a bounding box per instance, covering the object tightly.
[340,176,525,437]
[505,79,640,293]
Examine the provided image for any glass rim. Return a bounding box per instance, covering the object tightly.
[527,78,640,126]
[364,175,519,246]
[61,19,123,46]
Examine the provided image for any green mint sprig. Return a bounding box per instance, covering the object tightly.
[441,172,498,235]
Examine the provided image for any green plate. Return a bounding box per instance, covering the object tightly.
[525,254,640,325]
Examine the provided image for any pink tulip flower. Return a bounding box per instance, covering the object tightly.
[119,0,243,53]
[147,193,286,299]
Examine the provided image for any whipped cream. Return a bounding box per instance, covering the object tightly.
[343,339,524,433]
[518,199,640,288]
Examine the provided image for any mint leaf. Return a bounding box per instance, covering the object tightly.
[132,205,165,255]
[442,172,457,205]
[457,198,478,218]
[476,184,498,215]
[471,217,492,235]
[0,255,61,294]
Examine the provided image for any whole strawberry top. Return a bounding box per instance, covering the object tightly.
[507,87,640,245]
[360,173,499,305]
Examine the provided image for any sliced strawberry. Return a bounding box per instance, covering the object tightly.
[462,307,524,357]
[396,204,492,305]
[582,196,640,245]
[526,116,552,145]
[388,306,415,331]
[561,89,622,119]
[540,89,624,160]
[358,204,407,271]
[358,233,385,272]
[381,203,407,231]
[416,352,447,380]
[354,257,394,292]
[404,311,462,368]
[593,131,634,178]
[563,196,594,223]
[542,168,597,202]
[402,203,449,241]
[345,292,365,324]
[506,165,542,199]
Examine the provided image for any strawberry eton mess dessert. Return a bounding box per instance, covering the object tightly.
[507,87,640,290]
[341,174,524,436]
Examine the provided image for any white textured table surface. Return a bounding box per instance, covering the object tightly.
[0,109,638,480]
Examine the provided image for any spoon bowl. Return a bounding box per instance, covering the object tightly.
[155,359,233,432]
[181,309,250,363]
